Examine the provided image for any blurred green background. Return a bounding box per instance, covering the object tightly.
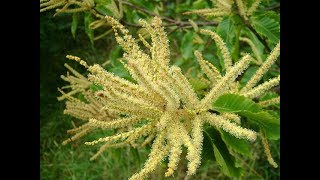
[40,3,280,179]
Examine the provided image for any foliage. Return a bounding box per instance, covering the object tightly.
[40,0,280,179]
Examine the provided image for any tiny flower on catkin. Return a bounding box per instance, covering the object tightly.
[58,16,280,179]
[183,0,261,20]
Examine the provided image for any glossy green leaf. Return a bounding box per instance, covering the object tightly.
[251,14,280,44]
[216,16,235,52]
[201,128,216,162]
[130,148,141,167]
[219,130,251,157]
[71,13,79,39]
[181,31,194,60]
[89,84,103,92]
[95,4,113,16]
[241,111,280,140]
[213,94,262,113]
[188,77,209,91]
[212,94,280,140]
[240,66,259,87]
[244,29,265,57]
[109,46,123,67]
[84,12,94,45]
[204,128,242,178]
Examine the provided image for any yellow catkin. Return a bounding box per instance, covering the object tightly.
[221,112,241,124]
[199,54,252,109]
[62,126,92,145]
[205,113,257,141]
[66,55,89,68]
[84,123,155,146]
[241,42,280,93]
[189,116,203,173]
[63,7,89,13]
[235,0,248,20]
[53,3,71,16]
[183,8,214,15]
[200,29,233,72]
[216,0,233,10]
[138,34,152,49]
[188,19,199,32]
[195,50,222,84]
[140,134,155,147]
[170,66,200,108]
[261,130,278,168]
[130,131,169,180]
[64,63,88,80]
[103,102,162,119]
[240,37,263,64]
[183,0,233,17]
[157,112,171,131]
[54,16,280,178]
[243,75,280,98]
[247,0,262,16]
[165,126,183,177]
[67,123,91,134]
[40,0,56,8]
[258,97,280,107]
[90,142,127,161]
[57,89,80,101]
[40,1,65,12]
[201,11,230,17]
[88,116,141,129]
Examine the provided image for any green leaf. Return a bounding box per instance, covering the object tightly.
[89,84,103,92]
[260,92,279,101]
[130,148,141,168]
[251,14,280,44]
[244,29,265,57]
[129,0,156,11]
[71,13,79,39]
[231,25,241,62]
[188,77,209,91]
[192,0,209,9]
[84,12,94,45]
[109,65,134,82]
[212,94,280,140]
[219,130,251,157]
[201,128,216,162]
[204,128,242,178]
[255,11,280,23]
[124,9,144,24]
[216,16,235,52]
[241,111,280,140]
[77,93,88,103]
[95,4,113,16]
[213,94,262,113]
[109,46,123,67]
[240,66,259,87]
[181,31,194,60]
[216,16,235,70]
